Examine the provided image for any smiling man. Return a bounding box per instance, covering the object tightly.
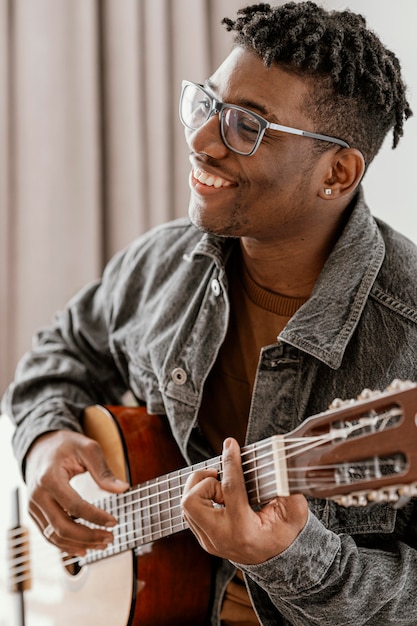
[3,3,417,625]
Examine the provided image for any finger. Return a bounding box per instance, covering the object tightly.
[76,439,129,494]
[30,472,117,541]
[182,468,219,495]
[181,469,226,556]
[25,431,128,527]
[33,465,118,530]
[181,489,226,557]
[29,499,114,556]
[220,438,249,509]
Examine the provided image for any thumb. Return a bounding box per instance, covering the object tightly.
[79,442,129,493]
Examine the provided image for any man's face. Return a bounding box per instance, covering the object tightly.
[185,46,332,245]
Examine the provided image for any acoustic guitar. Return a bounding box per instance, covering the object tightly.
[7,379,417,625]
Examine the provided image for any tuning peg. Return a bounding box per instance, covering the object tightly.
[332,494,354,506]
[357,388,382,401]
[367,490,383,503]
[387,379,416,392]
[329,379,417,411]
[328,397,356,410]
[333,487,403,508]
[399,483,417,498]
[355,494,369,507]
[332,493,370,507]
[335,485,415,509]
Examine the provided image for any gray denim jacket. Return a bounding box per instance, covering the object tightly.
[4,187,417,625]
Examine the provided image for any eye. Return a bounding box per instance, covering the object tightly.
[237,113,260,136]
[196,97,211,114]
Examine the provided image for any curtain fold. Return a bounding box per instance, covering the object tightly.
[3,0,412,394]
[0,0,243,393]
[0,0,11,395]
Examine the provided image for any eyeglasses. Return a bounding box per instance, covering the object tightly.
[179,80,350,156]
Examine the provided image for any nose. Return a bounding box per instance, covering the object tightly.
[185,113,229,159]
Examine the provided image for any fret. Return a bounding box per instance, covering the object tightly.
[244,444,261,507]
[165,474,173,535]
[125,489,136,551]
[164,472,179,535]
[140,479,152,545]
[171,468,189,532]
[78,434,281,567]
[154,476,163,539]
[132,488,143,545]
[148,481,158,541]
[111,492,123,556]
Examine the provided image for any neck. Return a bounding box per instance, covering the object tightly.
[239,241,321,298]
[240,211,348,298]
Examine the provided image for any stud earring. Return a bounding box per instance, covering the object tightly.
[324,188,332,195]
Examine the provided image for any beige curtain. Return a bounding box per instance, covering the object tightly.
[0,0,244,393]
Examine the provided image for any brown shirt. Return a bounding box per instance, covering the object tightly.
[198,249,306,624]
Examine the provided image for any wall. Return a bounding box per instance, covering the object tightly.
[316,0,417,241]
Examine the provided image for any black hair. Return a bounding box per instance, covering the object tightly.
[222,2,413,165]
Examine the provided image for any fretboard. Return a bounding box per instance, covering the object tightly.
[77,435,282,566]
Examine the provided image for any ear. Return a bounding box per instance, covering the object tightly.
[318,148,365,200]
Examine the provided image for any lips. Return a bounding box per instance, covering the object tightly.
[193,167,234,189]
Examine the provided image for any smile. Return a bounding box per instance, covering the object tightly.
[193,167,234,189]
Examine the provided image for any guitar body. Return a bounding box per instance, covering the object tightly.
[19,406,212,625]
[86,405,212,625]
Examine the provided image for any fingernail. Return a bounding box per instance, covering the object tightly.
[114,479,129,487]
[105,520,116,528]
[223,438,232,451]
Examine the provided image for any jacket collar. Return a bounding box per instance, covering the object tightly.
[280,188,385,368]
[185,187,385,370]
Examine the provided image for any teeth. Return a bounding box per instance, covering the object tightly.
[194,168,232,188]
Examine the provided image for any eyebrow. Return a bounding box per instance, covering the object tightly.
[204,78,271,117]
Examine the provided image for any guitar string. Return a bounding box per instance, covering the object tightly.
[14,454,404,584]
[5,412,396,552]
[8,408,392,556]
[67,431,339,549]
[7,412,402,578]
[68,410,405,564]
[9,447,392,560]
[7,465,406,581]
[85,413,381,519]
[80,412,393,525]
[7,408,401,574]
[10,450,404,583]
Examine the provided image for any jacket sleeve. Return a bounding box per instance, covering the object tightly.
[237,510,417,625]
[1,246,133,472]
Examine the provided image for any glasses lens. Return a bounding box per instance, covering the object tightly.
[221,107,261,155]
[181,83,211,130]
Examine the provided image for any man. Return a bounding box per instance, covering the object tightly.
[2,2,416,624]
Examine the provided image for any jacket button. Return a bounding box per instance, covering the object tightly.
[211,278,221,296]
[171,367,187,385]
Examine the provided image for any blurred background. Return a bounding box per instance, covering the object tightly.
[0,0,416,395]
[0,0,417,393]
[0,2,416,624]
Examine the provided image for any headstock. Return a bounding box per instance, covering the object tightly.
[286,380,417,506]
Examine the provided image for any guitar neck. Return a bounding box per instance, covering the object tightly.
[79,437,282,566]
[77,380,417,567]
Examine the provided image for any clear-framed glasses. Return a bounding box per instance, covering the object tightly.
[179,80,350,156]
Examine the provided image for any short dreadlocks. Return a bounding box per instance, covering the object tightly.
[222,2,413,165]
